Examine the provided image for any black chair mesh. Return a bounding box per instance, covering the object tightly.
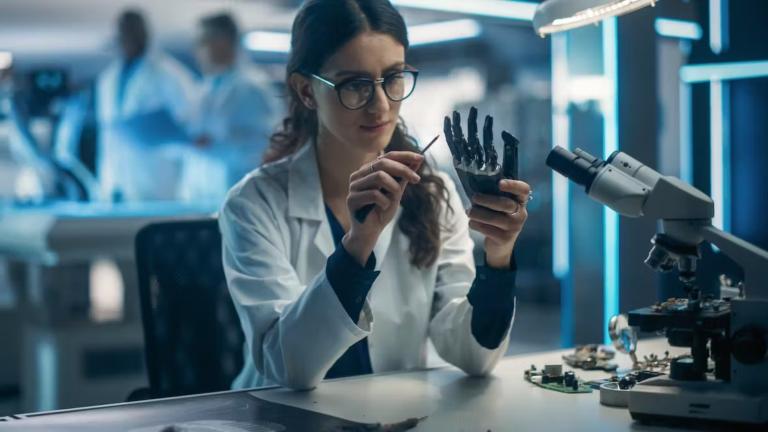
[135,219,244,398]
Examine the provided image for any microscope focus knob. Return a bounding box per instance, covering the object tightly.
[731,326,767,365]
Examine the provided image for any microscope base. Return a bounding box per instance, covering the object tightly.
[629,376,768,428]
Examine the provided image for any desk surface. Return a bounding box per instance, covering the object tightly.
[0,338,696,431]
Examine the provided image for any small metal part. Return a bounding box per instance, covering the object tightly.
[618,375,637,390]
[608,314,637,355]
[544,364,562,377]
[562,344,618,371]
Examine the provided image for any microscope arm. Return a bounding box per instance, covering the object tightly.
[548,146,767,298]
[702,225,768,300]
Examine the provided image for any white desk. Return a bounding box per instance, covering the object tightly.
[2,339,697,431]
[256,338,689,431]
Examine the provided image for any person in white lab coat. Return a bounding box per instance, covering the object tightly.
[219,0,532,391]
[181,13,280,201]
[96,9,197,202]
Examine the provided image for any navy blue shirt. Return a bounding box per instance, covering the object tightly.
[324,206,517,378]
[324,206,376,378]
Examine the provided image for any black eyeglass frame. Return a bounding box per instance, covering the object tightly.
[309,69,420,110]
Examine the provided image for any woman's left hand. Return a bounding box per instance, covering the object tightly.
[467,179,531,269]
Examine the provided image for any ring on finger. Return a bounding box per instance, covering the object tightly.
[370,154,384,175]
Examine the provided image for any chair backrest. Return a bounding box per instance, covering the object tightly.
[135,219,244,398]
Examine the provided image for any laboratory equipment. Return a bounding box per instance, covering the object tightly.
[547,146,768,427]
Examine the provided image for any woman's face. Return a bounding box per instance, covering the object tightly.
[311,31,406,155]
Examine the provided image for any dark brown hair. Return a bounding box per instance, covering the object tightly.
[264,0,450,268]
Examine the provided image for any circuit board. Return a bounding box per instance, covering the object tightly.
[524,365,593,394]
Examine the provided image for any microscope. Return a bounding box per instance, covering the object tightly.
[547,146,768,428]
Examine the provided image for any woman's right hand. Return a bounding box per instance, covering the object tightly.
[342,151,423,266]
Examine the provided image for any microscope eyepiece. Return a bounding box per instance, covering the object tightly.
[546,146,604,191]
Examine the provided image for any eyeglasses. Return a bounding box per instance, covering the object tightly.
[310,69,419,110]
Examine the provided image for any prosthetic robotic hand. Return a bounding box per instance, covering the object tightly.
[443,106,520,202]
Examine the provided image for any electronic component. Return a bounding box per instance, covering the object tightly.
[524,364,592,394]
[562,344,618,371]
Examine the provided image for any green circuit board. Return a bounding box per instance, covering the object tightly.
[525,377,593,394]
[524,365,593,394]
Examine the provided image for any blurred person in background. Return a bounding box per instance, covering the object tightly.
[180,12,280,202]
[96,9,197,202]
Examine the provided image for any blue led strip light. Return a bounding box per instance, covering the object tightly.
[602,17,620,345]
[551,32,572,346]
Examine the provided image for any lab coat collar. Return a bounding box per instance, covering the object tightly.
[287,140,399,266]
[119,53,146,69]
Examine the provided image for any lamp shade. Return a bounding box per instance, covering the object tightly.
[533,0,657,36]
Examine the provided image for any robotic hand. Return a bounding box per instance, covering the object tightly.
[443,107,521,202]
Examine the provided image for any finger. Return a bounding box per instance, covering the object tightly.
[468,220,508,243]
[468,107,478,141]
[468,106,484,167]
[372,157,421,183]
[348,189,392,212]
[348,152,423,183]
[444,116,461,163]
[452,111,465,142]
[350,162,373,182]
[350,170,401,196]
[471,194,521,214]
[483,115,498,170]
[501,131,519,179]
[394,177,409,201]
[483,114,493,149]
[468,205,516,230]
[452,111,471,162]
[498,179,531,197]
[380,150,424,168]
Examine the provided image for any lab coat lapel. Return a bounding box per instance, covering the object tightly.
[99,63,120,121]
[372,207,399,271]
[120,57,150,118]
[287,143,334,258]
[206,72,236,115]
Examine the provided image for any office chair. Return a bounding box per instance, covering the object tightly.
[132,219,244,400]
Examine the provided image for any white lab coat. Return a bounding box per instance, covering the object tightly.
[180,65,280,202]
[96,52,197,201]
[219,141,514,391]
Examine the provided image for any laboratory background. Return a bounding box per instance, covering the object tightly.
[0,0,767,430]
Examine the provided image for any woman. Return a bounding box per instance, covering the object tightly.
[219,0,532,391]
